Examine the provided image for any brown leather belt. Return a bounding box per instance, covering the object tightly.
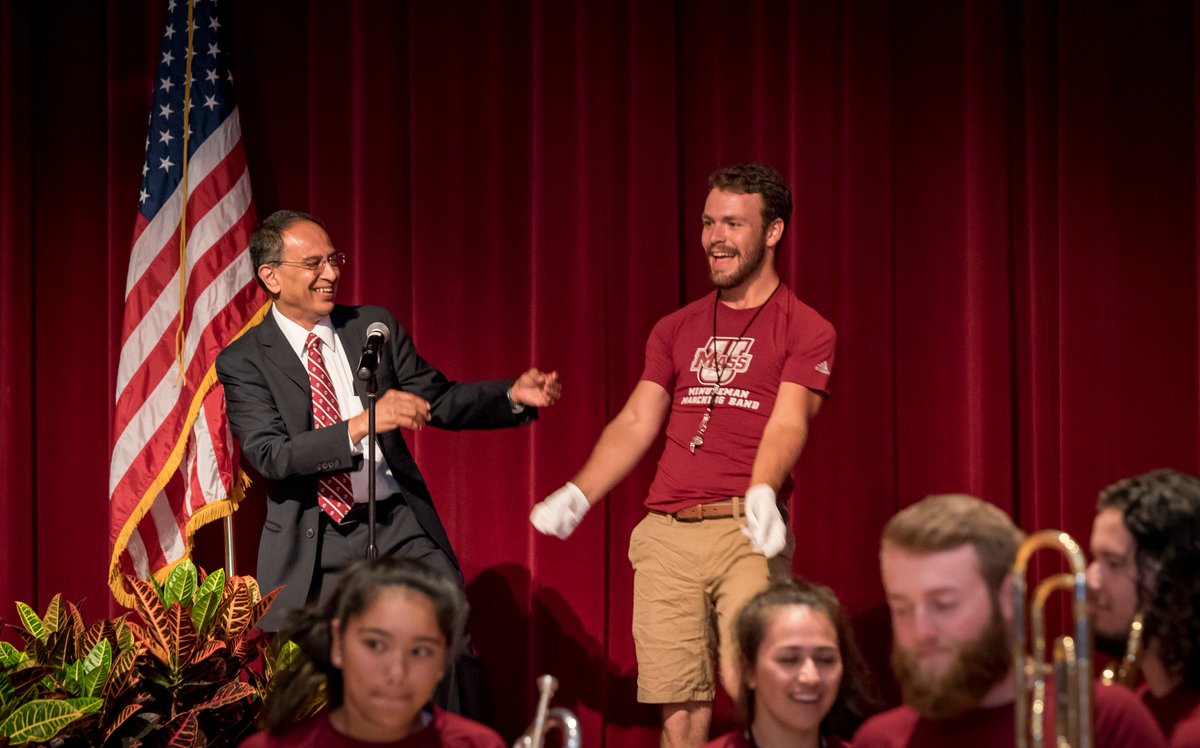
[653,498,742,522]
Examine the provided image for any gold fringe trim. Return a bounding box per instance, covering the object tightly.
[109,301,270,607]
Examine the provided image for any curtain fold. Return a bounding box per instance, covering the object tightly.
[3,1,1199,744]
[0,0,34,620]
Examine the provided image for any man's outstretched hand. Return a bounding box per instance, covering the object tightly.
[510,368,562,407]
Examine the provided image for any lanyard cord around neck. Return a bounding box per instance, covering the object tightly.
[688,282,782,454]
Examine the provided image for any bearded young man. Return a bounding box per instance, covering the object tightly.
[529,163,835,747]
[853,494,1166,747]
[1087,469,1200,744]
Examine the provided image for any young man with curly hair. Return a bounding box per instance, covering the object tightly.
[1087,469,1200,744]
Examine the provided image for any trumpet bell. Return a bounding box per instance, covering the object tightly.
[514,674,582,748]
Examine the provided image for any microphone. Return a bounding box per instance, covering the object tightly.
[356,322,390,380]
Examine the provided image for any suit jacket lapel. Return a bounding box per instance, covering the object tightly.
[333,307,370,407]
[258,311,310,394]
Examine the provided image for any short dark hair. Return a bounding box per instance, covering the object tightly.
[707,163,793,235]
[881,494,1024,596]
[1111,469,1200,687]
[258,558,468,733]
[735,577,880,738]
[248,210,324,288]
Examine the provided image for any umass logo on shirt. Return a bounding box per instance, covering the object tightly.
[691,336,755,385]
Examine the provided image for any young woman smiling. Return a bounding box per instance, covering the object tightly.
[705,578,879,748]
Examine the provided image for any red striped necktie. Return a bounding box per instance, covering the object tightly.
[306,333,355,522]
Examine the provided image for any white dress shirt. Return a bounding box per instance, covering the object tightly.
[271,305,402,504]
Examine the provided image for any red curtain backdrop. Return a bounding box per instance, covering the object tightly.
[3,1,1199,744]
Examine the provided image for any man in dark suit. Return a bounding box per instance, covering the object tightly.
[215,209,560,638]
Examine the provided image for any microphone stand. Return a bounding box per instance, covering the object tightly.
[365,368,379,560]
[357,325,389,561]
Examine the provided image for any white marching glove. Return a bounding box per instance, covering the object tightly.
[530,482,591,539]
[742,484,787,558]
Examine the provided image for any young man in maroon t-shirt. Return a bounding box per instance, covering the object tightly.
[530,163,836,747]
[1086,470,1200,745]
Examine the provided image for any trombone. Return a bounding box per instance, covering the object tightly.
[1012,529,1092,748]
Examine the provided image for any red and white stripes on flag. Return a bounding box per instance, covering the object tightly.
[108,0,265,605]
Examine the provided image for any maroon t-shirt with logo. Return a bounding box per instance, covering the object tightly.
[640,286,835,514]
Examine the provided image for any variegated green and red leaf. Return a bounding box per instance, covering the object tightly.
[165,603,198,675]
[0,698,88,744]
[195,680,254,712]
[103,702,144,742]
[218,583,253,639]
[103,648,141,701]
[43,628,75,670]
[114,614,138,653]
[13,604,44,643]
[38,595,65,635]
[79,619,110,661]
[79,639,113,699]
[248,587,281,630]
[0,642,23,668]
[162,561,199,609]
[162,711,200,748]
[65,605,85,658]
[0,672,14,710]
[5,666,51,696]
[127,577,172,661]
[190,640,226,666]
[233,575,262,604]
[190,569,225,635]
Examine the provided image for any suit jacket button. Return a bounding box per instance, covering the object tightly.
[305,528,315,538]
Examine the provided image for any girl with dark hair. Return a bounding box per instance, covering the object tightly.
[705,577,879,748]
[240,557,504,747]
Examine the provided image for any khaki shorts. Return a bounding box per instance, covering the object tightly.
[627,511,794,703]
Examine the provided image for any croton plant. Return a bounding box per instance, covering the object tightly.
[0,561,281,746]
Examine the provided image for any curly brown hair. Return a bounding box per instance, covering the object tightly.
[1107,469,1200,687]
[708,163,793,238]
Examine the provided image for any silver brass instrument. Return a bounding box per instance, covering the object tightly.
[514,674,582,748]
[1099,612,1144,687]
[1013,529,1092,748]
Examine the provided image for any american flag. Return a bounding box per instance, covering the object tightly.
[108,0,264,604]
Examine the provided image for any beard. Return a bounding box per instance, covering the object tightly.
[708,233,768,289]
[891,605,1014,720]
[1093,629,1130,662]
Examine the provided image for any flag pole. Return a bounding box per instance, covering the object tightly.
[179,0,238,579]
[109,0,257,604]
[224,515,237,576]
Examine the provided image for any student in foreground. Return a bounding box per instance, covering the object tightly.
[853,493,1166,748]
[240,557,504,747]
[705,577,878,748]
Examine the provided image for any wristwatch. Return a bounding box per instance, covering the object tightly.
[506,387,526,414]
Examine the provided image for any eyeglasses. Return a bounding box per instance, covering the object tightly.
[271,252,348,273]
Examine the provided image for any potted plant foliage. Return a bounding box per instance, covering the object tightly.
[0,561,278,746]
